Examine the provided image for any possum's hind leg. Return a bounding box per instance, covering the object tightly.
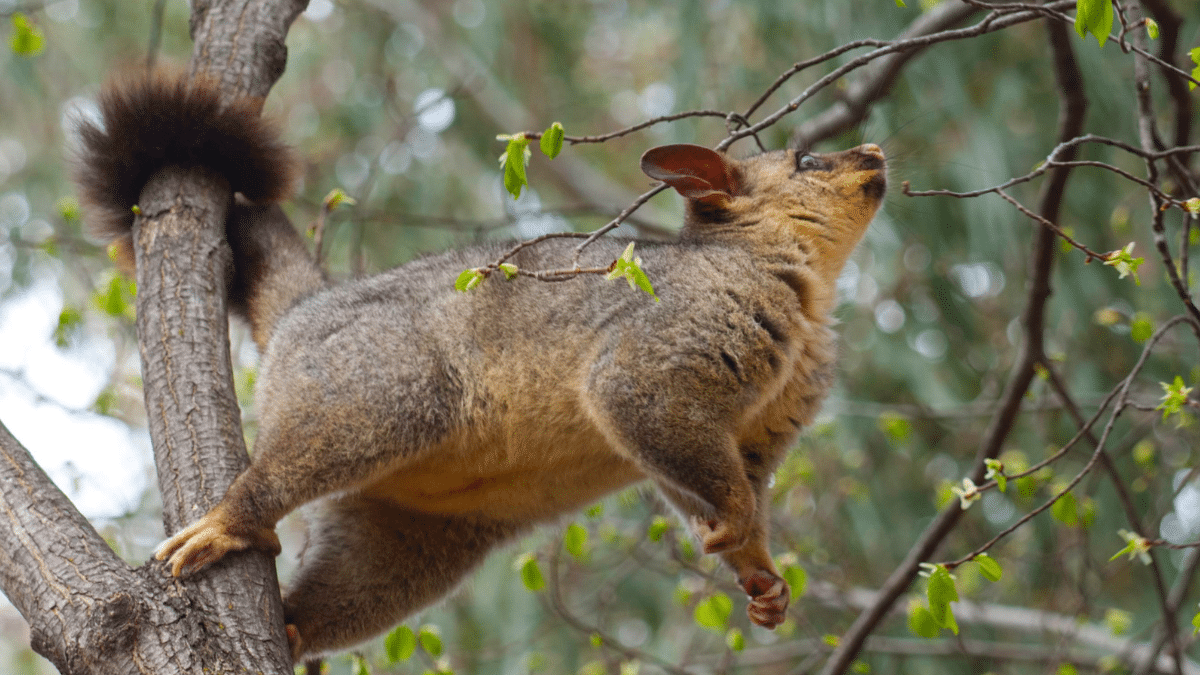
[156,327,464,576]
[283,497,522,661]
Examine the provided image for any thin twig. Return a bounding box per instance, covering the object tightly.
[722,1,1077,151]
[518,110,732,145]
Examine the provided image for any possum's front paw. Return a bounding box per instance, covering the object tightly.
[740,569,790,628]
[690,516,749,554]
[154,507,281,577]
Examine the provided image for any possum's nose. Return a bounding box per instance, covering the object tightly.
[858,143,884,159]
[853,144,886,171]
[854,144,887,201]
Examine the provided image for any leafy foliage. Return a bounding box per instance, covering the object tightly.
[500,135,531,200]
[693,593,732,633]
[384,625,416,663]
[1074,0,1113,46]
[10,14,45,57]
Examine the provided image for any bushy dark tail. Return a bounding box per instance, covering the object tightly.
[74,72,326,349]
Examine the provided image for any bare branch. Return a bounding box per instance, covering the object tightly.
[518,110,733,145]
[787,0,979,147]
[0,421,135,672]
[722,1,1076,151]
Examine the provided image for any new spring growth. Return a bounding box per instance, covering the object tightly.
[950,478,980,510]
[1157,376,1193,424]
[1110,529,1152,565]
[323,187,357,210]
[984,459,1006,493]
[606,242,659,302]
[499,122,565,199]
[1102,242,1143,285]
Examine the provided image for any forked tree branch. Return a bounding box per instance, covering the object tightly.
[0,1,308,672]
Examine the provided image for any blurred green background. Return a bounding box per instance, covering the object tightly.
[1,0,1199,673]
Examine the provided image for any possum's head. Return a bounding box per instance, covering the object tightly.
[641,143,886,282]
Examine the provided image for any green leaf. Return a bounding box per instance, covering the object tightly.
[950,478,980,510]
[628,266,658,299]
[1157,376,1193,422]
[1104,608,1132,636]
[93,275,138,320]
[540,122,565,159]
[1074,0,1112,46]
[1079,496,1097,529]
[725,627,745,651]
[1058,664,1078,675]
[1110,529,1152,564]
[679,537,696,560]
[1051,489,1079,527]
[352,654,371,675]
[93,389,117,416]
[57,196,80,223]
[1130,314,1154,343]
[1192,608,1200,635]
[605,242,659,301]
[1145,18,1159,39]
[526,652,548,672]
[454,268,485,292]
[503,136,532,199]
[53,306,82,348]
[323,187,357,210]
[584,503,604,518]
[926,565,959,633]
[693,592,733,633]
[1133,439,1155,468]
[1190,47,1200,92]
[878,412,912,442]
[822,634,840,647]
[673,583,693,607]
[852,661,871,674]
[895,0,906,6]
[975,554,1003,582]
[647,515,671,542]
[782,563,808,598]
[590,632,603,647]
[908,603,941,638]
[1103,242,1143,285]
[564,523,588,559]
[418,624,443,657]
[11,13,45,56]
[984,458,1006,493]
[385,625,416,662]
[498,262,519,280]
[942,605,959,634]
[515,553,545,591]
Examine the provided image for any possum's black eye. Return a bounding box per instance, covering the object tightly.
[796,153,821,172]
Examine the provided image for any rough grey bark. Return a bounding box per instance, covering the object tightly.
[189,0,307,103]
[133,164,292,673]
[0,0,308,672]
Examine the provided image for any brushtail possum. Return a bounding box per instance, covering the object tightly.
[75,73,886,661]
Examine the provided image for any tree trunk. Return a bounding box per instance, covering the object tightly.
[0,1,308,672]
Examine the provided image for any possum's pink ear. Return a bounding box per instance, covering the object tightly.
[640,144,738,202]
